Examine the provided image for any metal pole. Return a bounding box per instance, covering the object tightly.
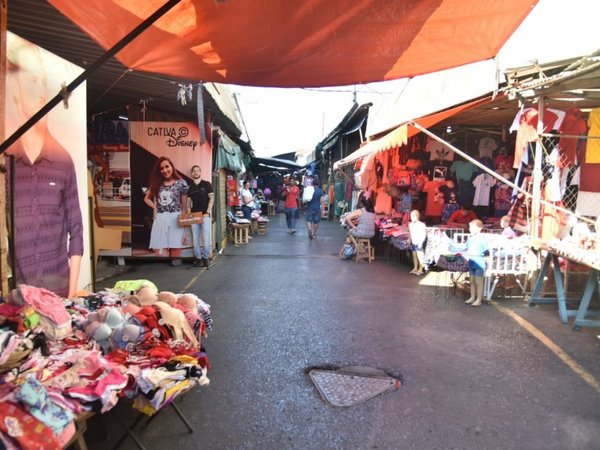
[0,0,182,155]
[530,97,544,240]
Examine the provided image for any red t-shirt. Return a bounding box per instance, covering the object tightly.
[284,185,300,209]
[448,210,478,225]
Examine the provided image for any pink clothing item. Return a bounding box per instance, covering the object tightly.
[15,285,70,326]
[514,108,560,168]
[0,402,61,450]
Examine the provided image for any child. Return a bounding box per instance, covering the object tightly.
[500,215,517,239]
[465,219,490,307]
[408,210,427,275]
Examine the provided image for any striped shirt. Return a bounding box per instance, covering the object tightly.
[8,134,83,296]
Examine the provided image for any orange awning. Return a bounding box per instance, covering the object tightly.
[48,0,538,88]
[334,95,495,169]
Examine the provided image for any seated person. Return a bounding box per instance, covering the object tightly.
[345,196,376,241]
[447,203,478,231]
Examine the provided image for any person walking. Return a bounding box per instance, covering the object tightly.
[282,179,300,234]
[305,179,326,239]
[144,157,188,259]
[188,165,214,267]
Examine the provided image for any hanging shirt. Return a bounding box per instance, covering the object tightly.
[585,108,600,163]
[478,136,497,159]
[427,137,454,161]
[513,108,563,169]
[472,173,496,206]
[423,180,444,217]
[495,153,514,170]
[494,182,513,214]
[450,160,477,182]
[559,108,588,166]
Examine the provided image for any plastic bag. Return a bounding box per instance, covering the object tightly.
[302,186,314,203]
[341,243,355,259]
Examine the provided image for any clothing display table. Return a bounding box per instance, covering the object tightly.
[0,284,213,450]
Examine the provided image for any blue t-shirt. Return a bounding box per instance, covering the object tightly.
[307,187,324,211]
[466,234,489,272]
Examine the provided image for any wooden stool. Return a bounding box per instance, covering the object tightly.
[257,221,268,235]
[231,223,250,245]
[268,203,276,215]
[354,237,374,263]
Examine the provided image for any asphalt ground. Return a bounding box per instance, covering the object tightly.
[87,213,600,450]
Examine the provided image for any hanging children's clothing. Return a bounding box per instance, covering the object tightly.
[439,182,459,224]
[423,179,444,218]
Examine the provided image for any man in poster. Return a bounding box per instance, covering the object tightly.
[188,165,214,267]
[5,36,83,297]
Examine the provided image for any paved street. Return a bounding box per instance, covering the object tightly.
[89,213,600,450]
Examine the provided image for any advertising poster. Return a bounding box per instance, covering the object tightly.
[89,120,132,252]
[129,121,212,257]
[4,32,90,296]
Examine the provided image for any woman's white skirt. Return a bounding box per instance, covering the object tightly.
[150,211,185,249]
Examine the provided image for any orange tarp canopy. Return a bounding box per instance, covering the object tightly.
[334,95,494,169]
[49,0,538,87]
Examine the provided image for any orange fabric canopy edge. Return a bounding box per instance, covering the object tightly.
[48,0,538,88]
[334,95,497,169]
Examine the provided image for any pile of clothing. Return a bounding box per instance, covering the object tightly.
[0,281,213,449]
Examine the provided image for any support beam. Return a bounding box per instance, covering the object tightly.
[1,0,9,296]
[0,0,182,155]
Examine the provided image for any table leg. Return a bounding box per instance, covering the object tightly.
[573,269,599,330]
[552,254,569,324]
[529,254,550,306]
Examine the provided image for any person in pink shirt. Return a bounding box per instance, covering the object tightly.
[282,179,300,234]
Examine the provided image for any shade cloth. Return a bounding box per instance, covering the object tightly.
[334,96,494,169]
[48,0,538,87]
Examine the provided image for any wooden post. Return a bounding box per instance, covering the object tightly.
[0,0,10,297]
[530,97,545,241]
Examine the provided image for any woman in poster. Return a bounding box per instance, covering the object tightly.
[144,157,188,257]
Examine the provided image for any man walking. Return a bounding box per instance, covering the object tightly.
[188,165,214,267]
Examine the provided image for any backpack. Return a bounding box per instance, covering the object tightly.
[302,186,314,203]
[340,243,355,260]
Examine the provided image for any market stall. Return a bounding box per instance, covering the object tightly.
[333,53,600,312]
[0,281,213,449]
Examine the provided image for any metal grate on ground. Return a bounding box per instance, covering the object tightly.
[308,366,401,407]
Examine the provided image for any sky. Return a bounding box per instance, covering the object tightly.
[229,0,600,160]
[230,80,408,158]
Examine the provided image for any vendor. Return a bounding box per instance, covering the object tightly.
[447,203,478,231]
